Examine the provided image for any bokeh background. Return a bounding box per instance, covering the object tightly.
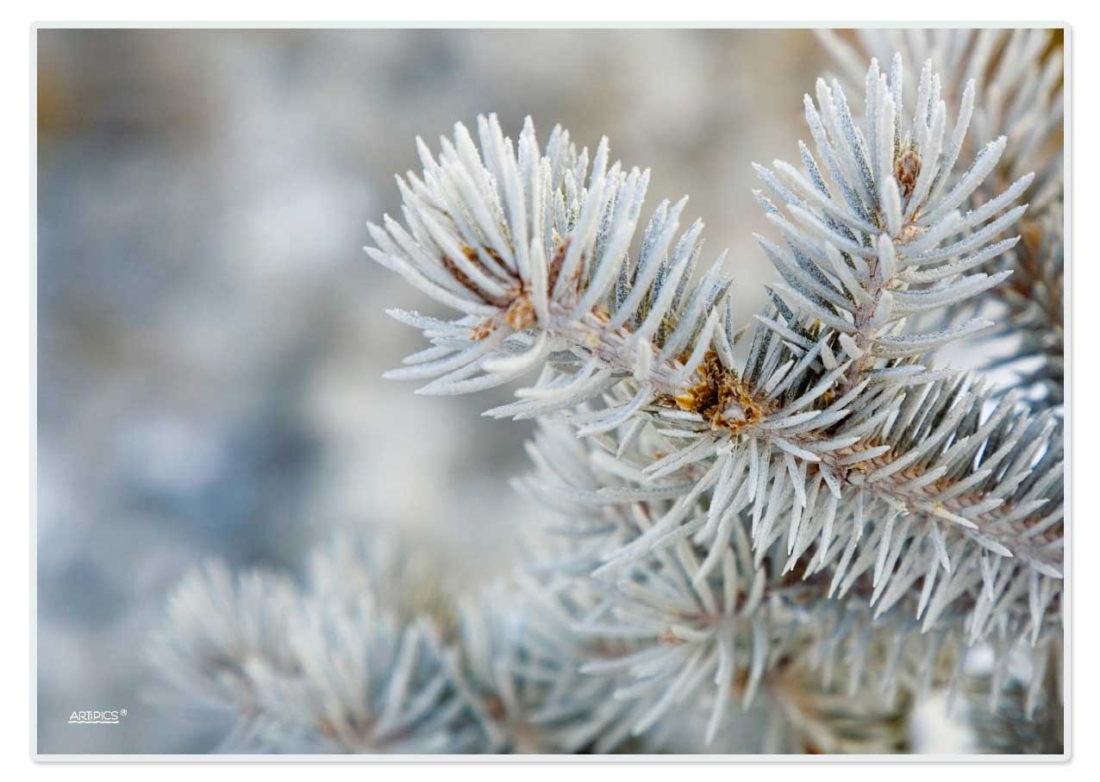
[36,28,978,754]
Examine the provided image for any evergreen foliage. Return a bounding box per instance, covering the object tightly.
[149,36,1065,754]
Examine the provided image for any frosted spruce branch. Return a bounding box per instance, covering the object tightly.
[368,60,1060,563]
[146,527,712,753]
[816,30,1065,407]
[816,28,1063,215]
[364,54,1062,743]
[150,49,1064,754]
[514,405,1060,746]
[145,532,484,753]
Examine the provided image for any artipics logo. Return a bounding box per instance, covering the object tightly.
[68,709,126,725]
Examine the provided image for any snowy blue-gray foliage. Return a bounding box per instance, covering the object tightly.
[817,28,1064,410]
[817,29,1063,215]
[150,47,1064,754]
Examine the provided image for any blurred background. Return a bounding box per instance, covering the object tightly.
[36,28,974,754]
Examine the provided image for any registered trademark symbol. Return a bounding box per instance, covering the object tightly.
[120,709,127,717]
